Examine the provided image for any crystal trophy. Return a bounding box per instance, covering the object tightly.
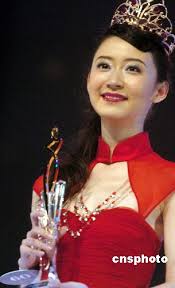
[0,127,66,287]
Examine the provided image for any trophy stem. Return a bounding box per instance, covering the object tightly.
[38,180,66,284]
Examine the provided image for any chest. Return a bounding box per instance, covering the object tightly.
[65,162,163,239]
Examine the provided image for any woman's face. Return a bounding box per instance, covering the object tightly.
[87,36,167,127]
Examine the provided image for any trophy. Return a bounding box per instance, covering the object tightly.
[0,127,66,287]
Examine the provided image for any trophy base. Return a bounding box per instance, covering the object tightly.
[25,280,49,288]
[0,269,39,286]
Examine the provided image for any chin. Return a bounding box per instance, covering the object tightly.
[93,104,126,117]
[97,111,130,122]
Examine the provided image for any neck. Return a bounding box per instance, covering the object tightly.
[101,118,144,156]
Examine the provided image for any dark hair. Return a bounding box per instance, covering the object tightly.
[101,23,171,83]
[58,23,173,202]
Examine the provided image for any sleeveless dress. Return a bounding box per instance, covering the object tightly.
[33,132,175,288]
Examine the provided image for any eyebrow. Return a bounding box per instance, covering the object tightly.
[96,56,146,66]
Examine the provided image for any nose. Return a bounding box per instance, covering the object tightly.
[106,70,124,90]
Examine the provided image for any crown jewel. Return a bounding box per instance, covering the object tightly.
[110,0,175,55]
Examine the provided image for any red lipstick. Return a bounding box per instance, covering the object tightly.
[101,93,128,102]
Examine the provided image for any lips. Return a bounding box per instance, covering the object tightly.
[101,93,128,102]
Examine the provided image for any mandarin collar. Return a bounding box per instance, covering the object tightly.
[95,132,153,163]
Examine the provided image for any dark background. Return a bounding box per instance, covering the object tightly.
[1,0,175,286]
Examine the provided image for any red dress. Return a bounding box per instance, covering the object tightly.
[33,132,175,288]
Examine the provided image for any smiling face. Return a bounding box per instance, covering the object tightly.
[87,36,168,131]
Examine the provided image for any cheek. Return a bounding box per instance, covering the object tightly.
[141,78,157,102]
[87,73,105,95]
[125,78,144,99]
[87,77,96,106]
[87,74,103,112]
[127,75,155,98]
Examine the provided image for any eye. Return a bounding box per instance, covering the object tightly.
[126,65,141,73]
[96,62,111,70]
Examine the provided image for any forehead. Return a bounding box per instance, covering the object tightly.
[94,36,155,66]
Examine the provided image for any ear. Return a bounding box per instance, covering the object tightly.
[152,81,169,104]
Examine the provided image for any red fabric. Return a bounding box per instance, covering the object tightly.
[33,132,175,287]
[89,132,175,217]
[129,154,175,217]
[93,132,152,164]
[57,208,161,288]
[33,174,43,195]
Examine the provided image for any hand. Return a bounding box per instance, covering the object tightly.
[18,209,67,269]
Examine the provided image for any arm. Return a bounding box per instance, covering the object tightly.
[152,192,175,288]
[163,192,175,284]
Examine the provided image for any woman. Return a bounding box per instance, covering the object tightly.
[18,0,175,287]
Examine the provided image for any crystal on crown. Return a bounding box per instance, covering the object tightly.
[110,0,175,55]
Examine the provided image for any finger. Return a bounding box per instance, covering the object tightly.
[18,254,39,270]
[22,238,56,256]
[27,227,54,241]
[20,241,45,258]
[30,209,47,227]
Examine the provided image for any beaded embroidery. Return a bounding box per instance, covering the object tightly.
[61,189,131,238]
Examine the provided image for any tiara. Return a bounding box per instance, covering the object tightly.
[110,0,175,56]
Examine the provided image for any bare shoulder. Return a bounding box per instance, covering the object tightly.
[163,191,175,213]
